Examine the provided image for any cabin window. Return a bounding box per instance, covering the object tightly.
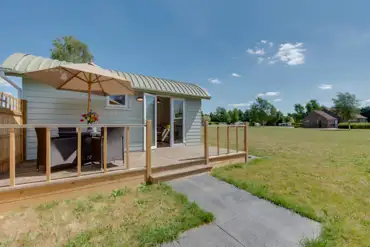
[106,95,127,108]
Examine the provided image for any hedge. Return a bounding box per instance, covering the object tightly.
[338,122,370,129]
[293,122,302,128]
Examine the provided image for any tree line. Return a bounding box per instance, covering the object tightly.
[204,92,369,127]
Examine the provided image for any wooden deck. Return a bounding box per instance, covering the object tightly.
[0,146,237,188]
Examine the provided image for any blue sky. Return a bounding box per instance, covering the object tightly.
[1,0,370,113]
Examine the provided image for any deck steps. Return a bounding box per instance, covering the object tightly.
[151,158,205,173]
[150,164,213,183]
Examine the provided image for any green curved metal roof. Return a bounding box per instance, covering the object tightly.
[1,53,210,99]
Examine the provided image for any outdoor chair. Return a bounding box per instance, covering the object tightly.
[58,127,77,137]
[91,127,125,166]
[35,128,92,171]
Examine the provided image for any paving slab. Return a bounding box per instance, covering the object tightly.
[164,174,321,247]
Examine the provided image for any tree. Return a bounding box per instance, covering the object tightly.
[294,103,306,122]
[360,106,370,122]
[305,100,320,114]
[243,109,250,122]
[213,107,230,123]
[332,92,360,129]
[230,108,239,123]
[274,110,284,125]
[360,106,370,115]
[250,97,274,126]
[237,109,244,122]
[50,36,94,63]
[209,112,217,122]
[285,116,295,123]
[201,111,210,122]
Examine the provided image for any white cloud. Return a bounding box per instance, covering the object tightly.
[228,101,254,108]
[274,98,282,102]
[231,73,241,77]
[257,92,280,97]
[257,57,264,64]
[268,60,277,65]
[208,77,222,84]
[275,42,306,65]
[268,42,273,47]
[261,40,267,44]
[265,92,280,96]
[364,99,370,102]
[318,84,332,90]
[247,48,265,55]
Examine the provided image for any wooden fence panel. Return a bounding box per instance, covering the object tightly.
[0,93,25,173]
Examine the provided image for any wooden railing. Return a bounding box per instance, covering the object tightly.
[203,121,248,163]
[0,121,153,187]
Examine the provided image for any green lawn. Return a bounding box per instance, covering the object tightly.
[0,184,213,247]
[209,127,370,247]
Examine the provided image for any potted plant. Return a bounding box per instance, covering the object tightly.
[80,110,99,132]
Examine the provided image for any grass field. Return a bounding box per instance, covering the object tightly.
[209,127,370,247]
[0,183,213,247]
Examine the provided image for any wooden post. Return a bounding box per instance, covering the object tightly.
[204,120,209,164]
[9,128,16,186]
[227,125,230,154]
[103,127,107,173]
[45,128,51,182]
[77,128,82,176]
[216,126,220,155]
[126,127,130,169]
[21,100,28,162]
[145,120,152,182]
[236,126,239,152]
[244,122,248,163]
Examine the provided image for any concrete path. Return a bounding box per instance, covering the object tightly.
[162,174,321,247]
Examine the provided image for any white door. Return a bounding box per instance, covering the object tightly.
[171,98,185,146]
[144,93,157,149]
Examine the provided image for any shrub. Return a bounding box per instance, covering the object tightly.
[338,122,370,129]
[293,122,302,128]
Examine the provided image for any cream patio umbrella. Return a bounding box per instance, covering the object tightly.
[23,62,133,112]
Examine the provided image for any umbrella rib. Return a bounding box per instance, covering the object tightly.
[82,72,89,82]
[92,75,102,83]
[57,71,81,89]
[94,78,115,84]
[61,68,88,83]
[97,81,107,96]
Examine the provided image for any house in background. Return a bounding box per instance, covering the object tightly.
[1,53,211,160]
[303,110,338,128]
[352,114,367,122]
[321,108,341,122]
[303,109,368,128]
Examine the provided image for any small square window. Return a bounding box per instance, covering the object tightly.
[106,95,127,107]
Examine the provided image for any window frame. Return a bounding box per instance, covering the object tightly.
[105,94,128,109]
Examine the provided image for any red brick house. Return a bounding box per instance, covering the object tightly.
[302,110,338,128]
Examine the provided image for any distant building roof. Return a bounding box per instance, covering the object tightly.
[355,114,367,119]
[311,110,337,120]
[1,53,211,99]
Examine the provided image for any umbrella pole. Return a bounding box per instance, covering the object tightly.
[87,83,91,112]
[87,73,92,112]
